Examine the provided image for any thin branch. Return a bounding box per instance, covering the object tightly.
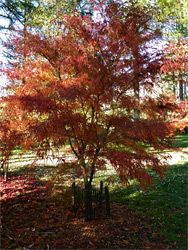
[68,137,79,158]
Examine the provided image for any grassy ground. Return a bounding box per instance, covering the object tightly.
[172,134,188,148]
[109,134,188,248]
[1,134,188,249]
[110,162,187,248]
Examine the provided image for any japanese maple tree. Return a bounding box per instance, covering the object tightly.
[1,1,184,218]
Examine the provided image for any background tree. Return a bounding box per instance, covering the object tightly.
[0,0,38,177]
[161,39,188,100]
[0,0,39,34]
[136,0,188,39]
[0,0,40,90]
[29,0,101,37]
[161,39,188,133]
[28,0,76,37]
[135,0,188,111]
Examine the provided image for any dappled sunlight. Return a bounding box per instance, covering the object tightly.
[1,135,187,249]
[160,134,188,166]
[167,150,188,165]
[1,174,170,249]
[0,175,47,201]
[172,134,188,149]
[110,161,187,248]
[128,190,143,199]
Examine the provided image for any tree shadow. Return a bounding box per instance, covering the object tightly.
[1,173,169,250]
[110,162,187,249]
[1,157,187,249]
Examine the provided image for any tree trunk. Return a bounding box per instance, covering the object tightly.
[134,83,140,121]
[4,162,8,182]
[179,83,183,100]
[179,73,184,101]
[132,37,140,122]
[1,160,8,181]
[85,181,93,221]
[184,82,187,99]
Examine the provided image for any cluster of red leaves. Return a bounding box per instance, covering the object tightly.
[0,175,46,200]
[1,2,187,192]
[161,39,188,74]
[1,173,174,250]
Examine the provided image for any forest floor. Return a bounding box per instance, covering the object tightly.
[1,134,188,249]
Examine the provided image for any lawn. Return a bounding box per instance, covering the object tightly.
[172,134,188,148]
[110,162,187,249]
[1,134,188,249]
[109,134,188,248]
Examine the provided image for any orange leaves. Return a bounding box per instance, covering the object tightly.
[161,39,188,74]
[170,101,188,133]
[1,1,184,186]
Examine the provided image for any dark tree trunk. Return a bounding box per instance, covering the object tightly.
[4,166,8,182]
[72,182,76,212]
[179,83,184,100]
[179,73,184,101]
[85,181,93,221]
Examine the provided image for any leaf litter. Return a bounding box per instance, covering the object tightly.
[1,174,179,249]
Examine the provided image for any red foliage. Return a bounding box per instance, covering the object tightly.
[160,39,188,130]
[161,39,188,74]
[0,175,46,200]
[1,2,186,187]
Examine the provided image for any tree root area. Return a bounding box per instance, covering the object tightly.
[1,175,173,249]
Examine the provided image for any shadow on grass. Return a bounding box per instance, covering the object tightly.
[1,173,170,250]
[110,162,188,249]
[8,164,60,179]
[1,141,187,249]
[172,134,188,148]
[2,160,187,249]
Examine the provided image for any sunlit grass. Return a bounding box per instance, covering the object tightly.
[3,134,188,249]
[89,134,188,248]
[107,134,188,249]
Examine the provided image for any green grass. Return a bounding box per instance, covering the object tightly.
[172,134,188,148]
[110,162,187,248]
[108,134,188,248]
[2,134,188,249]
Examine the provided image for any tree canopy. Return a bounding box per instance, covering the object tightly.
[1,1,185,186]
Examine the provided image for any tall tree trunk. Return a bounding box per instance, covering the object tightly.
[3,161,8,182]
[179,83,183,101]
[132,34,140,122]
[179,73,184,100]
[184,82,187,99]
[4,163,8,182]
[22,0,28,85]
[134,82,140,121]
[172,72,176,94]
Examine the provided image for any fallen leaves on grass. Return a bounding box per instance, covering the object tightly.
[0,175,176,249]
